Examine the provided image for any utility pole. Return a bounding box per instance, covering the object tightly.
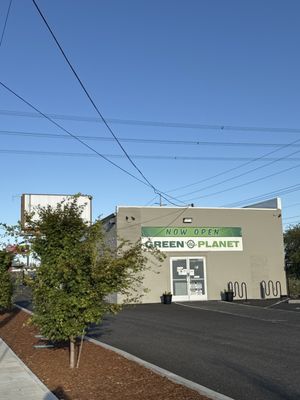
[155,194,166,207]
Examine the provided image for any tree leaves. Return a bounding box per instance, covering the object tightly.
[25,197,163,342]
[284,223,300,278]
[0,250,14,309]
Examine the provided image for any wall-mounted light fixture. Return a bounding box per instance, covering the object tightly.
[126,216,136,222]
[183,217,193,223]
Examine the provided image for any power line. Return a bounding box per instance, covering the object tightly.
[24,0,300,208]
[283,220,300,227]
[0,83,187,207]
[283,214,300,221]
[176,146,300,200]
[284,202,300,209]
[0,0,12,47]
[182,162,300,203]
[3,129,300,149]
[31,0,156,194]
[2,108,300,135]
[222,183,300,208]
[0,80,150,188]
[118,206,190,232]
[144,195,159,206]
[168,129,300,199]
[4,148,300,163]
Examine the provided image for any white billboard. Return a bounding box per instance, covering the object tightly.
[21,193,92,226]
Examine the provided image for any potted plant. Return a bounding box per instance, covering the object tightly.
[223,288,234,302]
[162,291,172,304]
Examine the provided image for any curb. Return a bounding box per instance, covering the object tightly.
[14,304,33,315]
[86,336,234,400]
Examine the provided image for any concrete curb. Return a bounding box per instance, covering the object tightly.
[14,304,33,315]
[0,338,58,400]
[86,336,234,400]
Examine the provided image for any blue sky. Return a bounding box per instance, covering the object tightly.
[0,0,300,228]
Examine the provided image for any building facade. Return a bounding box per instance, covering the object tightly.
[103,199,286,303]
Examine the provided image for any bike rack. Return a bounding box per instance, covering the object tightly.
[260,280,282,298]
[227,281,248,301]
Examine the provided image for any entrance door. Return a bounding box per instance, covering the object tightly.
[171,257,207,301]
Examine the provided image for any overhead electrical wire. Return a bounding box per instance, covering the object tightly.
[144,195,159,206]
[31,0,191,207]
[3,129,300,149]
[222,183,300,207]
[2,108,300,135]
[182,162,300,203]
[176,145,300,201]
[282,221,299,227]
[283,214,300,221]
[17,0,300,209]
[0,81,186,207]
[31,0,157,195]
[1,1,297,211]
[283,221,299,227]
[167,129,300,199]
[0,0,12,47]
[0,81,150,188]
[118,206,191,232]
[4,148,300,163]
[284,202,300,209]
[5,106,300,204]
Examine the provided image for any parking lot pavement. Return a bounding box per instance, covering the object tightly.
[88,302,300,400]
[175,300,300,326]
[235,298,300,312]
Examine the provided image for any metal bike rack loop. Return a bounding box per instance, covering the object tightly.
[228,281,248,301]
[260,280,282,298]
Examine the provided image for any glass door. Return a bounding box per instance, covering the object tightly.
[172,259,188,300]
[171,257,206,301]
[188,258,206,300]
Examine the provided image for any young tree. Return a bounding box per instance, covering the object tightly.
[26,198,163,368]
[0,249,14,310]
[284,223,300,278]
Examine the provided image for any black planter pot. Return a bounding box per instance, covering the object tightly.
[163,294,172,304]
[225,291,234,302]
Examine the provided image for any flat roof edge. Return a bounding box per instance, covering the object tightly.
[115,205,280,211]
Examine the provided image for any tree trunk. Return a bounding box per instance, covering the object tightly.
[70,337,75,368]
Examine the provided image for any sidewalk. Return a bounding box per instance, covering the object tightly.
[0,338,57,400]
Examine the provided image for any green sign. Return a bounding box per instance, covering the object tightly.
[141,226,242,238]
[141,226,243,252]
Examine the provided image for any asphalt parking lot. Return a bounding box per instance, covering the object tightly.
[88,300,300,400]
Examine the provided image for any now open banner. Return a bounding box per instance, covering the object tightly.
[141,226,243,252]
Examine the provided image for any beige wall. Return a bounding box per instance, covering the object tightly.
[115,206,286,303]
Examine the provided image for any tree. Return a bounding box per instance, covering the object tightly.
[25,198,163,368]
[0,249,14,310]
[284,223,300,278]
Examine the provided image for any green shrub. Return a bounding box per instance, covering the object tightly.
[0,250,14,310]
[287,276,300,299]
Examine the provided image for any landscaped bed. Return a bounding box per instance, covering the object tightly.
[0,308,209,400]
